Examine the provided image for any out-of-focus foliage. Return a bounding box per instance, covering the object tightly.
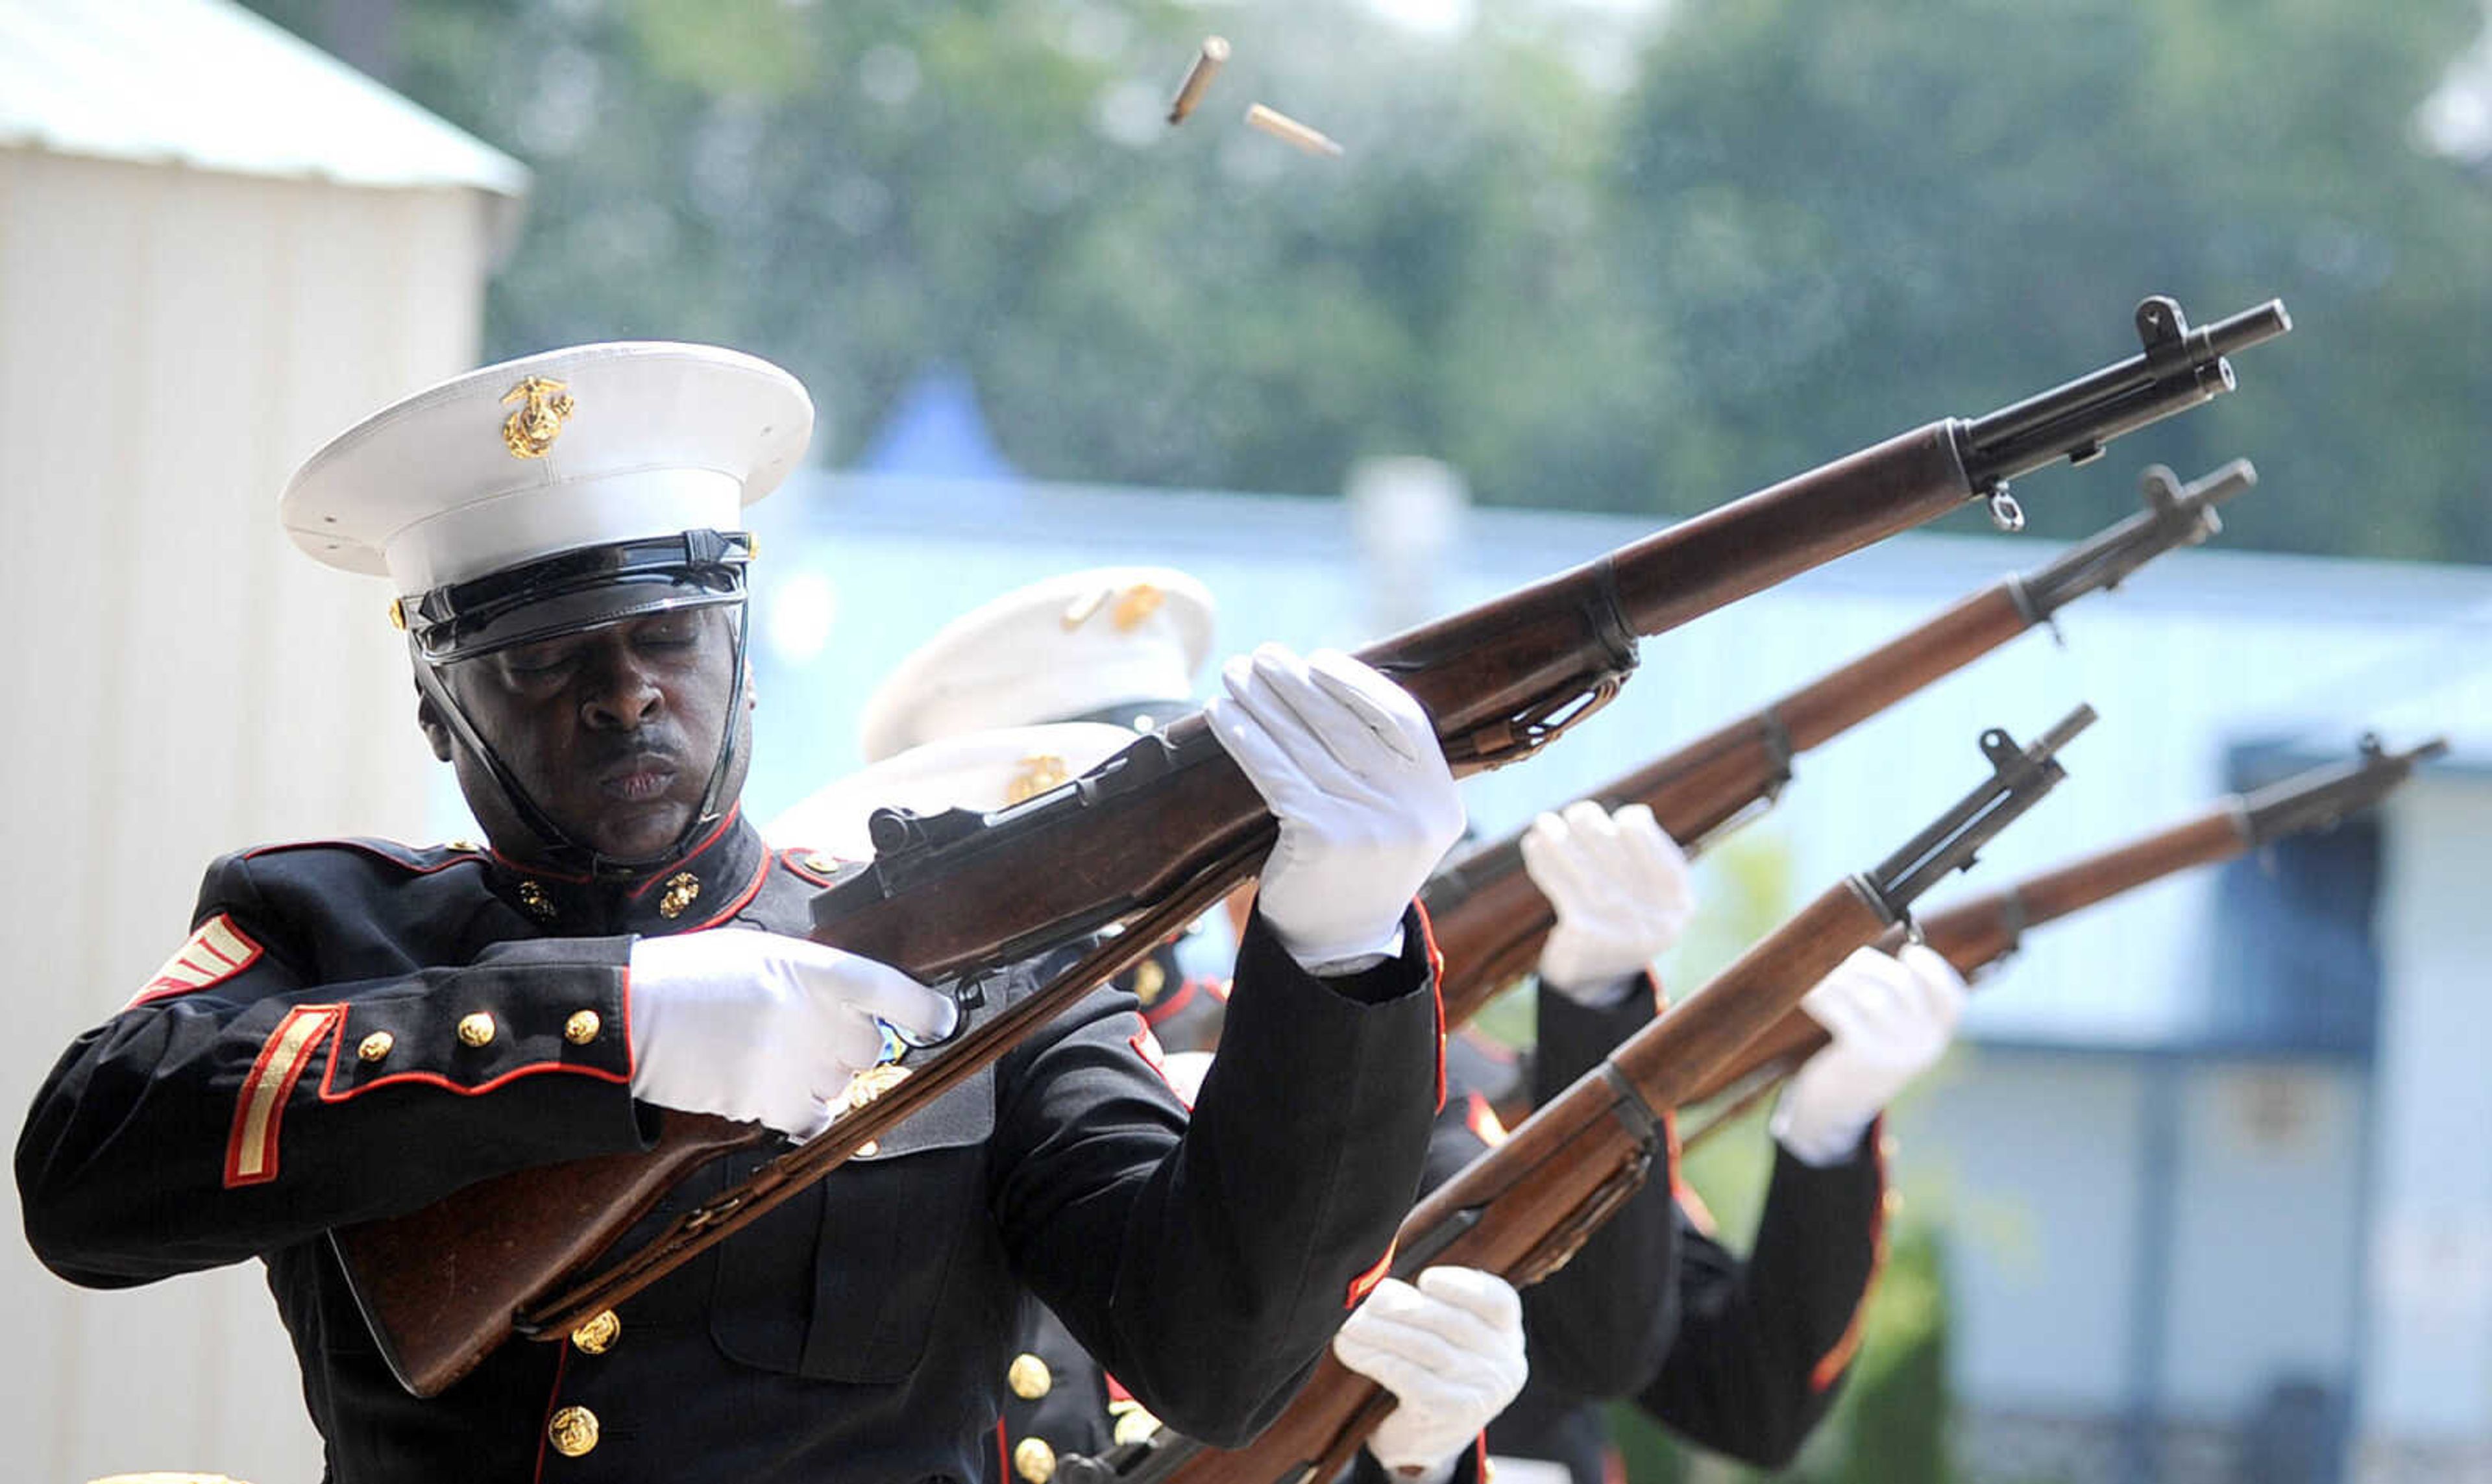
[247,0,2491,559]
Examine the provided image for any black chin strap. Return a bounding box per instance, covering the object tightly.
[412,602,753,882]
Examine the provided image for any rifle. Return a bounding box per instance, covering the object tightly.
[329,294,2286,1398]
[1424,457,2256,1024]
[1677,735,2446,1148]
[1072,710,2092,1483]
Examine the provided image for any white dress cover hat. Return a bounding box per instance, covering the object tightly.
[280,341,812,595]
[857,566,1215,763]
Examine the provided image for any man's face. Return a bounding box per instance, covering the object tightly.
[423,606,753,864]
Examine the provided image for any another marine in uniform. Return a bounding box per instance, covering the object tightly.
[1448,801,1966,1481]
[17,346,1468,1483]
[772,570,1530,1484]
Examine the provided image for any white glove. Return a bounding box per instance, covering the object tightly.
[1206,644,1465,971]
[626,929,957,1139]
[1335,1267,1529,1479]
[1771,942,1965,1165]
[1521,800,1695,1003]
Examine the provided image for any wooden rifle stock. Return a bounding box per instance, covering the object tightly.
[1678,736,2447,1145]
[1424,457,2258,1029]
[330,298,2282,1398]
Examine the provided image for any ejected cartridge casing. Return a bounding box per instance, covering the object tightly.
[1167,36,1229,124]
[1244,103,1344,157]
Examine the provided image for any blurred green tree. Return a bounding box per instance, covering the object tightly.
[1605,0,2492,559]
[243,0,2492,557]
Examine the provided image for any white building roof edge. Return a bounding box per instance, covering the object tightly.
[0,0,529,196]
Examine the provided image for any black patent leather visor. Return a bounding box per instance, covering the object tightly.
[406,529,755,663]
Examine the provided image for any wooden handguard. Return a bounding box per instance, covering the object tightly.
[1426,581,2033,1028]
[1676,809,2252,1125]
[1160,879,1896,1483]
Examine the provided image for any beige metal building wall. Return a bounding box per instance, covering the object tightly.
[0,146,507,1481]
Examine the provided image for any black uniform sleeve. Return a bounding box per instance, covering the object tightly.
[1511,975,1681,1400]
[988,903,1443,1448]
[1632,1122,1888,1468]
[17,853,643,1287]
[1345,1436,1487,1484]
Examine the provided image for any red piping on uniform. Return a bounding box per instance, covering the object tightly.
[489,845,594,885]
[683,845,770,931]
[1655,976,1720,1235]
[1128,1021,1188,1109]
[1412,901,1447,1113]
[243,838,484,875]
[625,807,742,900]
[531,1345,573,1484]
[994,1418,1007,1480]
[1346,1237,1397,1308]
[1463,1091,1508,1148]
[1808,1114,1889,1392]
[1140,976,1195,1028]
[312,979,635,1106]
[777,847,844,886]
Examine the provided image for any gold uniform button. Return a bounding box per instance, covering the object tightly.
[357,1031,395,1063]
[1013,1437,1057,1483]
[456,1012,496,1048]
[565,1010,602,1045]
[547,1404,600,1458]
[1112,1405,1162,1446]
[803,851,838,875]
[570,1309,620,1355]
[1131,956,1167,1005]
[1007,1351,1052,1400]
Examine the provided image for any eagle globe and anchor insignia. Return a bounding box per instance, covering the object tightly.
[500,375,576,459]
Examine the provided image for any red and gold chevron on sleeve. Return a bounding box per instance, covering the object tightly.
[223,1004,347,1187]
[130,913,263,1006]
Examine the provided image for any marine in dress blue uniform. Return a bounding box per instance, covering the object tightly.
[18,345,1463,1483]
[777,570,1528,1484]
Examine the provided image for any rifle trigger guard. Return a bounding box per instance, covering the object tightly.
[1441,671,1629,771]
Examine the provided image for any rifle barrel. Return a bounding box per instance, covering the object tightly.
[1680,736,2444,1130]
[1423,455,2256,1028]
[1147,720,2079,1483]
